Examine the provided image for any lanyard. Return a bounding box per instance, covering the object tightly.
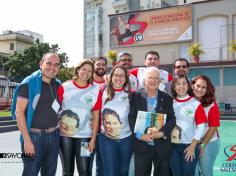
[49,84,56,100]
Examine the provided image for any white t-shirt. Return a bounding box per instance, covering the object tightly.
[58,80,101,138]
[101,87,131,139]
[173,96,207,144]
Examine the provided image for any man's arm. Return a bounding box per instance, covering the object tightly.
[15,97,35,156]
[128,92,137,133]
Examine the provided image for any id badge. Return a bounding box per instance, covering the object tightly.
[80,141,91,157]
[52,99,60,113]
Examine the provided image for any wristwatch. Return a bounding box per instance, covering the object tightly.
[200,143,206,149]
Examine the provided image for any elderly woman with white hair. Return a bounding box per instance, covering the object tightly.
[128,67,176,176]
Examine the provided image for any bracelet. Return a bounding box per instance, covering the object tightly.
[200,143,206,149]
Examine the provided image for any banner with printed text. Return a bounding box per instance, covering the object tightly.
[109,5,192,47]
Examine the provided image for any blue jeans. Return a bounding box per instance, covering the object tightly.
[95,133,103,176]
[90,133,103,176]
[128,154,135,176]
[21,129,60,176]
[198,139,220,176]
[170,143,199,176]
[99,134,132,176]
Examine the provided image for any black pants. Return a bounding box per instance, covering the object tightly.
[135,146,171,176]
[59,136,92,176]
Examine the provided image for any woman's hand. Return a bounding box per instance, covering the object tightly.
[184,144,196,162]
[88,138,96,153]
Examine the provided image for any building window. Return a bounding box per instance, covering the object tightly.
[86,47,94,55]
[224,67,236,86]
[86,26,94,33]
[234,16,236,40]
[198,16,227,61]
[189,68,220,86]
[179,44,189,60]
[87,13,94,21]
[10,43,14,50]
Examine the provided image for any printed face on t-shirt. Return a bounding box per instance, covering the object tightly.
[60,114,79,136]
[104,114,122,139]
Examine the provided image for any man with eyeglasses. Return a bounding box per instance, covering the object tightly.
[116,51,138,91]
[173,58,190,76]
[129,67,175,176]
[129,50,173,91]
[165,58,190,96]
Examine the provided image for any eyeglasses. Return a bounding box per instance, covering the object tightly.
[175,65,187,69]
[120,58,132,62]
[113,74,125,78]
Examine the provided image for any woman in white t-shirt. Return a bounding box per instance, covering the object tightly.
[99,65,132,176]
[170,74,207,176]
[192,75,220,176]
[58,59,102,176]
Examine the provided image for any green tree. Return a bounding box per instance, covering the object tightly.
[0,55,10,73]
[6,40,69,82]
[57,67,74,83]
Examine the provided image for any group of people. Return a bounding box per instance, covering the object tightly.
[11,50,220,176]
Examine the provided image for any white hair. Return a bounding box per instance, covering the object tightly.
[144,67,160,80]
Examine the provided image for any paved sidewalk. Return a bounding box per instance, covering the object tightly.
[0,131,94,176]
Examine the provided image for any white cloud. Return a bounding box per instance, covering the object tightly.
[0,0,84,67]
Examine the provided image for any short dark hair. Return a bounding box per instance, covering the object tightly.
[117,51,132,61]
[41,51,60,63]
[173,58,190,68]
[144,50,160,60]
[93,56,107,65]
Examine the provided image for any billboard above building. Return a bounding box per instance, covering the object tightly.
[109,5,192,48]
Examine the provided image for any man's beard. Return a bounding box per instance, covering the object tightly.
[95,69,106,76]
[122,64,132,70]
